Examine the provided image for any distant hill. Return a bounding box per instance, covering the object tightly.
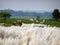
[0,9,52,19]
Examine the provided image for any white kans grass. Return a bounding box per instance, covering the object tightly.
[0,24,60,45]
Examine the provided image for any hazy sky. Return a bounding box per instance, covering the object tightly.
[0,0,60,11]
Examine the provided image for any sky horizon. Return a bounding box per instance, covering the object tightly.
[0,0,60,11]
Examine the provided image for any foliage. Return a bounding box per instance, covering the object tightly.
[36,16,40,22]
[0,12,11,23]
[5,18,60,27]
[0,17,60,27]
[52,9,60,21]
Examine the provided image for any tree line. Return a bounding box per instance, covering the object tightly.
[0,9,60,24]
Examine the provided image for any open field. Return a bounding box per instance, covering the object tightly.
[0,18,60,27]
[44,19,60,27]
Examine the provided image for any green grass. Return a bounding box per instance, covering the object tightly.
[44,19,60,27]
[0,18,60,27]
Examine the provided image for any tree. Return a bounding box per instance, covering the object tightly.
[36,16,40,21]
[0,12,11,23]
[52,9,60,21]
